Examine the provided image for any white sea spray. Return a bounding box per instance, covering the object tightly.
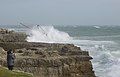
[27,26,71,43]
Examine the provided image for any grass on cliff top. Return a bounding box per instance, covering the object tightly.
[0,66,33,77]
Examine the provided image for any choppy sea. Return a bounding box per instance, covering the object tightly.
[1,25,120,77]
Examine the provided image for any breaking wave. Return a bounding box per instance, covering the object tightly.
[26,26,71,43]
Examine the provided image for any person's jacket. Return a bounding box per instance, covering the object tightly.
[7,51,15,66]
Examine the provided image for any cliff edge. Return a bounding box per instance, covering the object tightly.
[0,28,95,77]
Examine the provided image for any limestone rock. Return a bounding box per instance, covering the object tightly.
[0,42,95,77]
[0,29,95,77]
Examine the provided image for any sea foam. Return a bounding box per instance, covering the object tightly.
[74,39,120,77]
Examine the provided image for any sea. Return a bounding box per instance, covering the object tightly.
[0,25,120,77]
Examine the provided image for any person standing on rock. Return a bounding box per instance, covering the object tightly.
[7,49,15,71]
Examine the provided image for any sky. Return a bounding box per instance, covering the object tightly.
[0,0,120,25]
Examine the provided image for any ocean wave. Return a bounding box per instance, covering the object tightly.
[26,26,71,43]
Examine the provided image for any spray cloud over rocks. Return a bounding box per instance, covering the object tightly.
[27,26,71,43]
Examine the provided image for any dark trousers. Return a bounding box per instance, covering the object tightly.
[8,65,14,71]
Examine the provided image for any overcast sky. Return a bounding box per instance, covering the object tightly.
[0,0,120,25]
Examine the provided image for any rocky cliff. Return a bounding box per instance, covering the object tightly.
[0,28,95,77]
